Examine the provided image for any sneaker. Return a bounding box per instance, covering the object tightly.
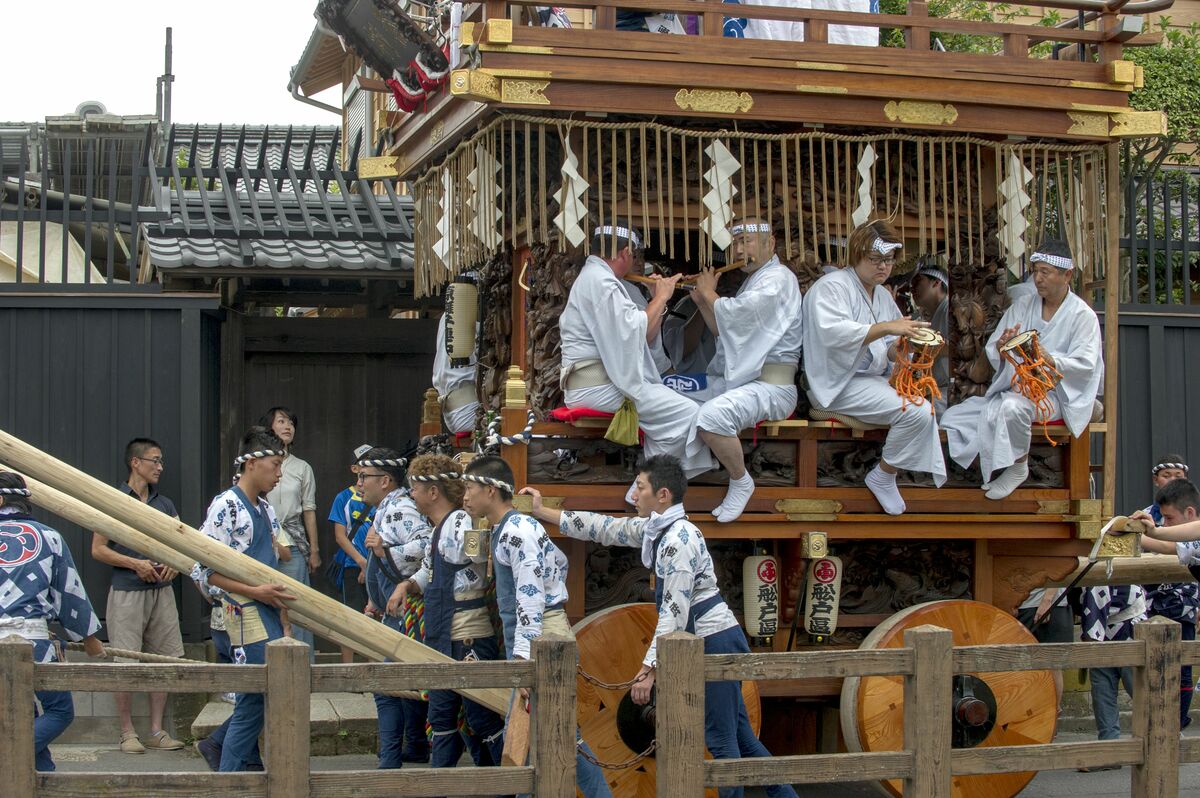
[195,737,221,771]
[219,692,237,705]
[144,730,185,751]
[120,730,145,754]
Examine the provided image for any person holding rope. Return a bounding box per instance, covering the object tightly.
[460,455,612,797]
[801,219,946,515]
[358,447,432,767]
[520,455,799,798]
[387,453,507,769]
[0,471,106,772]
[559,220,714,500]
[682,216,803,522]
[942,241,1103,500]
[192,427,296,772]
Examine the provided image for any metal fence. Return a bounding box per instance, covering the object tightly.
[1121,165,1200,310]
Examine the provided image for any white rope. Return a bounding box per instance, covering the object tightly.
[462,473,515,494]
[409,472,463,484]
[1152,462,1189,476]
[358,458,408,468]
[0,487,31,497]
[485,411,536,447]
[233,449,285,466]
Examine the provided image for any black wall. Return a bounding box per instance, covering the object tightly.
[1,295,221,642]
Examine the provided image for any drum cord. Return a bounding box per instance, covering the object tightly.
[577,739,657,770]
[889,336,941,414]
[1001,344,1064,446]
[576,665,653,691]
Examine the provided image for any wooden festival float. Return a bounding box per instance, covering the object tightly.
[306,0,1191,792]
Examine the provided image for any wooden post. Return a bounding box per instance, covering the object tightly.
[904,1,930,51]
[502,367,530,490]
[1102,141,1120,519]
[656,631,706,797]
[1132,617,1181,798]
[531,633,578,798]
[266,638,311,798]
[0,637,36,797]
[903,625,952,798]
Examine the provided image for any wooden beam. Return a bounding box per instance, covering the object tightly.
[1049,554,1194,587]
[0,638,36,797]
[1103,142,1119,519]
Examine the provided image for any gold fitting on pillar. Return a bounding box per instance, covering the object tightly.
[800,531,829,559]
[504,366,527,409]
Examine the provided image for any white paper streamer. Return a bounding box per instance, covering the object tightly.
[997,153,1033,277]
[467,143,502,250]
[552,133,589,247]
[850,143,876,228]
[432,168,455,267]
[699,140,741,252]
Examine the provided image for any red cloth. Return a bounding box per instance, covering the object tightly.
[454,431,473,441]
[549,407,615,423]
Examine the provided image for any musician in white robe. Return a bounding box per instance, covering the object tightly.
[801,220,946,514]
[909,259,950,415]
[432,309,479,434]
[622,264,673,375]
[561,223,715,489]
[941,242,1102,500]
[685,220,803,522]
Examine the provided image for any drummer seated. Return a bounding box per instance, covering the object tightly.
[941,241,1103,500]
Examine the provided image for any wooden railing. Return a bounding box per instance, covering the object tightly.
[4,620,1197,796]
[0,635,578,798]
[658,617,1198,796]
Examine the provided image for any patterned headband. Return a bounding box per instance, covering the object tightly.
[358,458,408,469]
[234,449,285,466]
[915,265,949,286]
[0,487,32,497]
[1030,252,1073,270]
[462,473,515,494]
[731,222,771,236]
[872,237,903,255]
[409,472,462,484]
[1152,462,1189,476]
[593,225,642,249]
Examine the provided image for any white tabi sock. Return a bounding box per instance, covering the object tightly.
[985,461,1029,500]
[624,479,638,505]
[865,465,906,515]
[715,472,755,523]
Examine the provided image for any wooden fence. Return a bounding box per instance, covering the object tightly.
[2,619,1198,797]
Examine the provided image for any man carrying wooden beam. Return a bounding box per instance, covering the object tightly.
[191,427,297,772]
[521,456,799,798]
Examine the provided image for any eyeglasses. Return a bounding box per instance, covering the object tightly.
[867,255,897,266]
[138,457,165,467]
[356,472,388,483]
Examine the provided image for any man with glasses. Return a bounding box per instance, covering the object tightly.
[90,437,186,753]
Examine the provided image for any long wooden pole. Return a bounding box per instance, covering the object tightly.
[1102,141,1120,520]
[0,432,510,715]
[1047,554,1191,588]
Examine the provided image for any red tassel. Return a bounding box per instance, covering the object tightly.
[386,75,425,114]
[413,50,450,91]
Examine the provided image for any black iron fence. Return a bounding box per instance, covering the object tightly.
[1122,165,1200,311]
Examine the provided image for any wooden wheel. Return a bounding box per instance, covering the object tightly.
[840,600,1057,798]
[574,603,761,798]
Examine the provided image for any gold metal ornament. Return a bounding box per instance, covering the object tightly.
[674,88,754,114]
[883,100,958,126]
[1066,111,1109,138]
[501,79,551,105]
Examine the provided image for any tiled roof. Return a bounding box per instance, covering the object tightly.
[144,233,409,272]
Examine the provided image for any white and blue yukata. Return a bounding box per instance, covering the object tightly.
[193,486,284,771]
[412,508,505,768]
[1145,502,1200,728]
[365,487,433,768]
[1081,585,1148,741]
[0,509,101,771]
[559,506,799,798]
[490,510,612,798]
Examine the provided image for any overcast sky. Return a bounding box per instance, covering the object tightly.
[4,1,341,126]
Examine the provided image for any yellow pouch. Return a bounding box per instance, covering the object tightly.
[604,398,640,446]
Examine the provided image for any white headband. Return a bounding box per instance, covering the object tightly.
[358,458,408,469]
[462,473,514,494]
[409,472,462,484]
[1030,252,1073,270]
[872,237,902,256]
[731,222,771,236]
[1152,462,1189,476]
[0,487,32,497]
[593,225,642,249]
[234,449,285,467]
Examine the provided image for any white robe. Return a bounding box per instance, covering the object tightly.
[741,0,879,47]
[433,314,480,434]
[942,290,1102,481]
[561,256,715,476]
[930,296,949,416]
[691,257,803,439]
[622,278,673,375]
[802,267,946,484]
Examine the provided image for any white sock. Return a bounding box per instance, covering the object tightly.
[715,472,755,523]
[865,465,906,515]
[624,479,638,505]
[985,461,1029,500]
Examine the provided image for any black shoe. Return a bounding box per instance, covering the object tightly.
[195,737,221,772]
[246,762,265,771]
[1077,764,1120,772]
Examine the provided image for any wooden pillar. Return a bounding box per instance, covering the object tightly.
[502,367,530,491]
[266,638,311,798]
[903,625,952,798]
[1131,618,1181,798]
[512,246,530,374]
[1103,141,1120,518]
[0,638,35,798]
[656,632,706,796]
[532,634,578,798]
[267,638,312,796]
[904,1,930,51]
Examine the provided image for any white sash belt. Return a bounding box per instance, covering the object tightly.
[0,617,50,640]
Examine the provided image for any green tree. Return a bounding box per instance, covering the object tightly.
[1124,19,1200,179]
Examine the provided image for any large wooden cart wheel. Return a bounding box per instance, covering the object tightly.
[574,603,761,798]
[840,600,1057,798]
